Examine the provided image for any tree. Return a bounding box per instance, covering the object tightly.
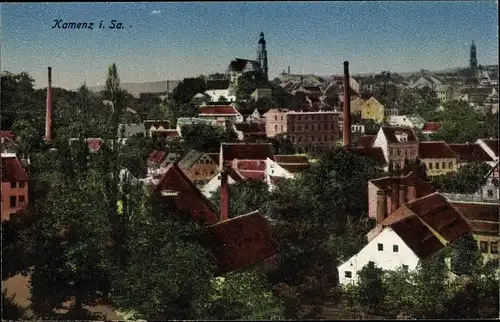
[430,162,491,193]
[449,233,482,276]
[181,123,235,153]
[1,71,36,130]
[12,119,42,156]
[217,95,228,102]
[269,134,295,155]
[173,77,206,104]
[354,262,385,313]
[209,181,269,218]
[235,71,270,101]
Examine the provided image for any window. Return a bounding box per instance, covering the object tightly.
[10,182,16,188]
[18,195,25,207]
[393,244,399,252]
[345,271,352,278]
[331,123,334,129]
[487,190,494,198]
[435,162,439,169]
[377,243,383,251]
[442,162,446,169]
[281,125,283,131]
[402,265,409,271]
[195,171,200,175]
[275,124,278,131]
[19,182,25,188]
[281,116,283,121]
[298,136,302,142]
[480,241,489,253]
[448,162,453,169]
[274,115,277,121]
[297,115,301,120]
[397,149,402,156]
[491,242,498,254]
[324,124,327,130]
[405,150,409,156]
[10,196,16,208]
[429,162,433,169]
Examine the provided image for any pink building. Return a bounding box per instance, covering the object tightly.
[264,109,341,153]
[1,155,29,221]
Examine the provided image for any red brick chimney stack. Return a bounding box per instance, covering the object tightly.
[343,61,351,147]
[407,183,417,202]
[390,179,400,213]
[376,190,387,223]
[44,67,53,142]
[220,168,230,222]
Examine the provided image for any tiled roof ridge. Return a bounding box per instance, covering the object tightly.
[206,209,260,226]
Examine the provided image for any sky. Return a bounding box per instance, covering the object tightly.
[1,1,498,89]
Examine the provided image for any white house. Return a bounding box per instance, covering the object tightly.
[198,105,244,124]
[338,227,420,285]
[387,115,414,128]
[246,108,265,122]
[204,89,236,103]
[201,169,240,198]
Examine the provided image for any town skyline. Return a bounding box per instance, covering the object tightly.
[1,2,499,89]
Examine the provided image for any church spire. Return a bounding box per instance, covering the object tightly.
[257,32,268,79]
[470,41,477,71]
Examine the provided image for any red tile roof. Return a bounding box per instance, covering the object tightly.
[222,143,275,162]
[235,160,267,171]
[203,210,278,275]
[0,131,14,140]
[370,172,436,199]
[148,150,167,163]
[418,141,457,159]
[382,192,472,259]
[1,156,28,182]
[356,135,376,149]
[278,164,310,173]
[449,143,494,163]
[482,139,499,157]
[87,138,102,152]
[274,155,309,164]
[451,202,499,234]
[347,147,387,167]
[153,163,219,225]
[238,171,266,181]
[422,122,441,132]
[234,122,266,133]
[381,126,418,143]
[269,175,288,186]
[199,106,239,115]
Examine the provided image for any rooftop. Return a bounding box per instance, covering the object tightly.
[221,143,275,162]
[418,141,457,159]
[448,143,494,163]
[1,156,28,182]
[381,126,418,143]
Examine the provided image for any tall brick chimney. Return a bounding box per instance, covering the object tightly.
[376,190,387,223]
[390,179,400,213]
[288,66,291,74]
[44,67,53,142]
[399,184,407,205]
[220,169,230,221]
[343,61,351,147]
[407,183,417,202]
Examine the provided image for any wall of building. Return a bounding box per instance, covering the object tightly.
[388,143,419,168]
[338,227,419,285]
[421,158,457,178]
[201,173,237,199]
[1,181,28,221]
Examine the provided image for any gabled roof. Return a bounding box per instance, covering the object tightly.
[418,141,456,159]
[448,143,494,162]
[481,139,499,157]
[221,143,275,162]
[153,163,219,225]
[370,172,436,199]
[148,150,167,163]
[382,192,472,259]
[178,149,204,169]
[356,135,376,149]
[278,163,310,173]
[451,201,499,228]
[235,160,267,171]
[144,120,171,130]
[238,171,266,181]
[346,147,387,167]
[381,126,418,143]
[203,210,278,275]
[0,131,14,140]
[422,122,441,132]
[87,138,102,152]
[199,106,239,115]
[1,156,28,182]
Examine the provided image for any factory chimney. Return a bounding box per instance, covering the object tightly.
[288,66,291,74]
[44,67,53,143]
[343,61,352,146]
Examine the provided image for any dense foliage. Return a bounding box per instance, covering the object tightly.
[430,162,491,193]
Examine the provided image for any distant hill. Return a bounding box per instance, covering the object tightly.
[87,80,181,98]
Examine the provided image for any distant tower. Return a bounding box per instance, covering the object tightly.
[470,41,478,72]
[257,32,268,79]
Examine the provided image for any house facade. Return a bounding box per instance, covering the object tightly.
[197,105,244,124]
[264,109,341,154]
[373,126,419,169]
[361,97,385,124]
[178,150,220,188]
[1,155,29,221]
[418,141,457,178]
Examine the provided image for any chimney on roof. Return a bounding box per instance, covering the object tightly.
[343,61,352,147]
[407,183,417,202]
[376,190,387,224]
[220,168,230,222]
[44,67,53,143]
[390,179,400,213]
[399,184,407,205]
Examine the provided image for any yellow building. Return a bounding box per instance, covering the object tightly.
[452,202,499,262]
[361,97,385,124]
[418,142,458,179]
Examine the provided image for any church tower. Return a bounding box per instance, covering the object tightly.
[470,41,478,72]
[257,32,268,79]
